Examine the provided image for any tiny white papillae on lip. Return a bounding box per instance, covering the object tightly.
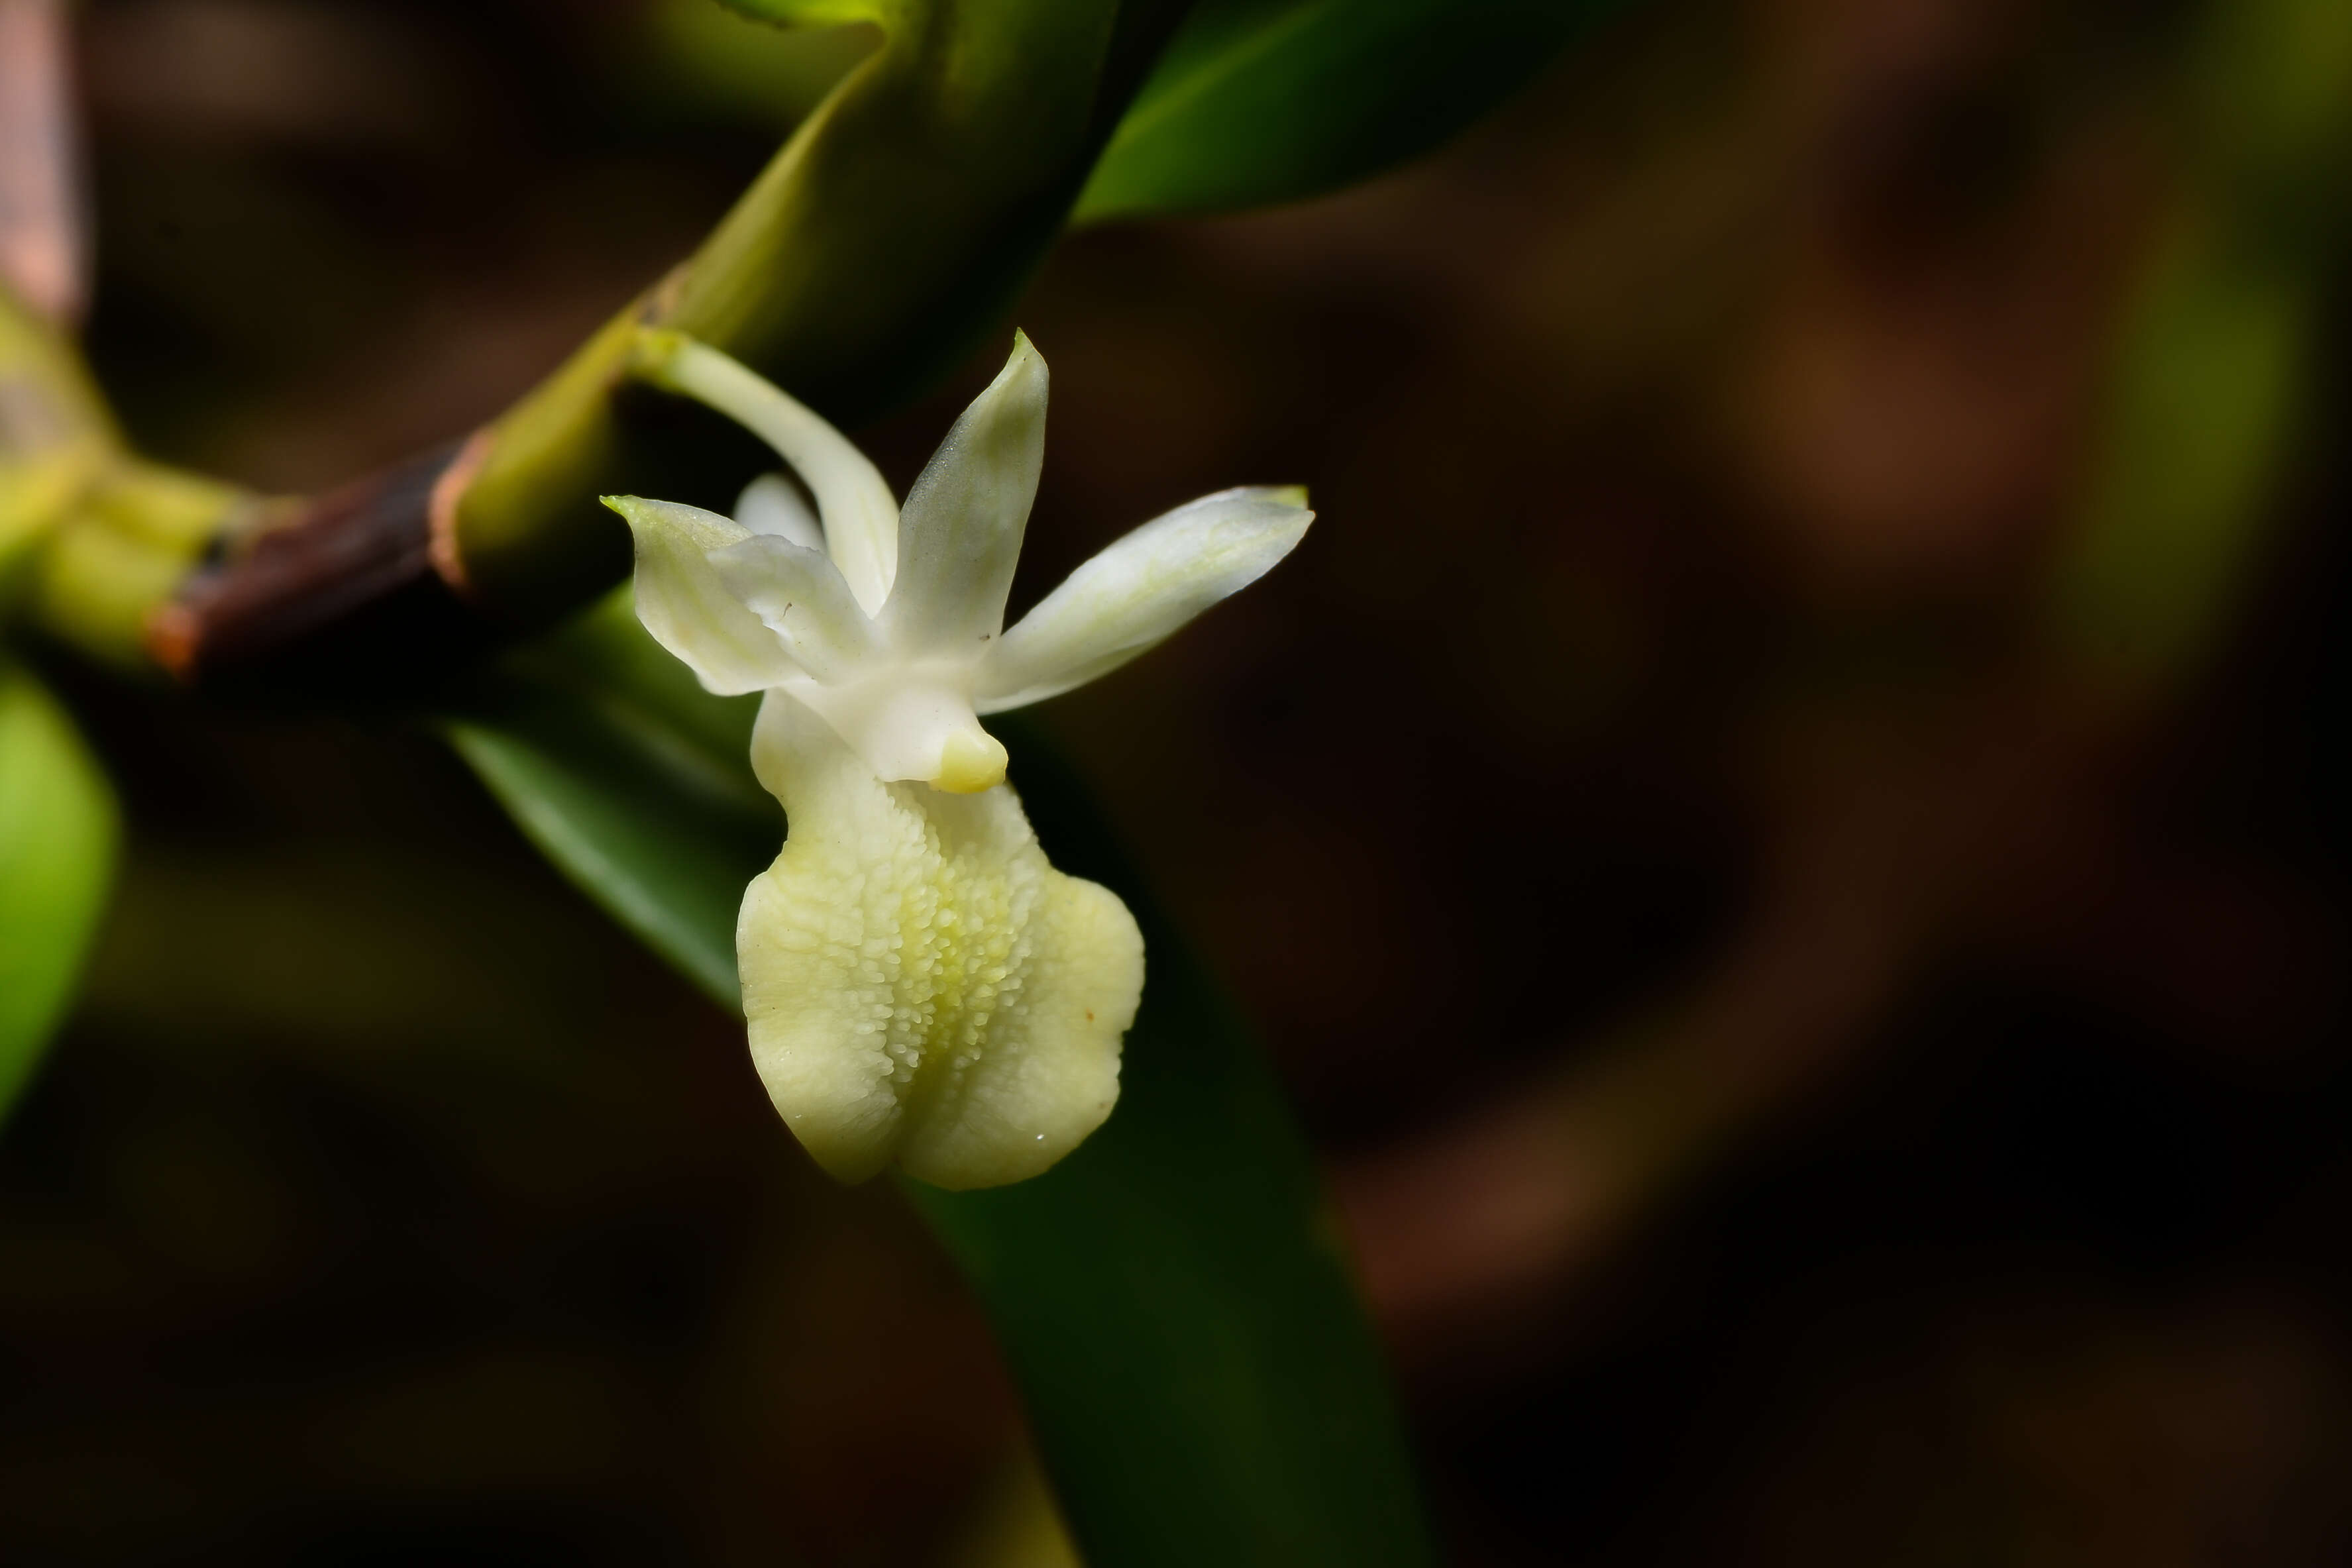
[610,329,1310,1188]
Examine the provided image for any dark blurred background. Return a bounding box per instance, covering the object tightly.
[10,0,2352,1561]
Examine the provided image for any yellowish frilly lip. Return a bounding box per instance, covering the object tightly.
[739,694,1140,1189]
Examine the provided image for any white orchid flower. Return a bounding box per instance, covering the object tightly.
[607,329,1312,1190]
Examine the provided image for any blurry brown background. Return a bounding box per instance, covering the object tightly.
[10,0,2352,1562]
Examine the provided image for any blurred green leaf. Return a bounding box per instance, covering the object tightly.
[2055,233,2308,679]
[707,0,889,23]
[638,2,877,131]
[2053,0,2352,684]
[908,720,1430,1567]
[443,593,775,1004]
[445,595,1430,1565]
[0,662,118,1115]
[1077,0,1625,223]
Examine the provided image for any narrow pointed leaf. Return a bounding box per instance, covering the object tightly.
[443,594,777,1002]
[910,714,1429,1566]
[1077,0,1628,223]
[0,664,118,1118]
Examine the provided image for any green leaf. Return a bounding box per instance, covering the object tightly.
[445,596,1430,1565]
[0,662,119,1116]
[1077,0,1626,223]
[2053,238,2308,679]
[908,724,1430,1566]
[639,1,878,132]
[443,592,776,1004]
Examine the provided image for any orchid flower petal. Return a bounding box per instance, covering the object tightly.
[605,495,800,695]
[975,486,1312,713]
[735,472,824,552]
[710,535,882,686]
[639,331,899,616]
[739,694,1140,1188]
[883,333,1046,654]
